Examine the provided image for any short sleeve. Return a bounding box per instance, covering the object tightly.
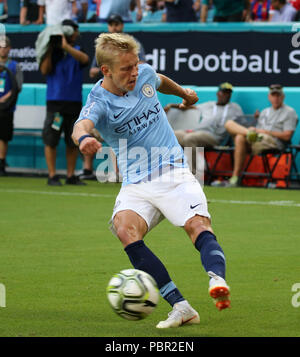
[283,108,298,132]
[76,93,105,126]
[155,73,161,89]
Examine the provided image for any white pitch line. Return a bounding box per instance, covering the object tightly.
[1,188,300,207]
[209,199,300,208]
[0,188,114,198]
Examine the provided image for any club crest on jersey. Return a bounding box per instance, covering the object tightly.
[142,83,154,98]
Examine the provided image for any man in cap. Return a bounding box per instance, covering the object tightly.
[221,84,298,187]
[173,82,244,175]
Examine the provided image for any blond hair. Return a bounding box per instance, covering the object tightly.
[95,33,140,68]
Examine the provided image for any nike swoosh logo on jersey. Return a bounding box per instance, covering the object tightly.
[114,110,124,119]
[190,203,201,209]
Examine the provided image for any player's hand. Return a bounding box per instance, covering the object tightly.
[179,88,199,109]
[79,137,102,156]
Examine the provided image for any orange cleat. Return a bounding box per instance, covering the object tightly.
[208,271,231,311]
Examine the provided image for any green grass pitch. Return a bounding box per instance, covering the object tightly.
[0,176,300,337]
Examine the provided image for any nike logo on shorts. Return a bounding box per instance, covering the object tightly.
[190,203,201,209]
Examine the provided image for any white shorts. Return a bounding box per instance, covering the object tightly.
[110,167,210,236]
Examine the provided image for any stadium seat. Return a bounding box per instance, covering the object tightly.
[166,106,202,131]
[204,136,234,185]
[204,115,256,185]
[241,146,293,188]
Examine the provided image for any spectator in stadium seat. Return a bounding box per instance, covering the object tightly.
[72,32,231,328]
[96,0,143,23]
[173,82,244,175]
[139,0,165,23]
[269,0,297,21]
[250,0,271,21]
[201,0,251,22]
[69,0,88,23]
[20,0,41,25]
[36,0,78,25]
[218,84,298,187]
[39,19,89,186]
[156,0,198,22]
[0,36,23,176]
[4,0,21,23]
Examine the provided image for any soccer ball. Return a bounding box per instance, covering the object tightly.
[106,269,159,320]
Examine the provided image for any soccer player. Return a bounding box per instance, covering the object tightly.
[72,33,230,328]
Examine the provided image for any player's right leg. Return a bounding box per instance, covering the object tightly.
[111,192,199,328]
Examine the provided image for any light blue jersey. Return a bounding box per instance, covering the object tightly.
[76,63,187,185]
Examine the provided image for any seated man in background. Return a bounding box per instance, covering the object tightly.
[173,82,244,175]
[219,84,298,187]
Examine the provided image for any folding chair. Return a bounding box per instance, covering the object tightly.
[240,146,292,188]
[204,135,234,185]
[204,115,256,185]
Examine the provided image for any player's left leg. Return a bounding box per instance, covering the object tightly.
[184,215,230,310]
[153,168,230,310]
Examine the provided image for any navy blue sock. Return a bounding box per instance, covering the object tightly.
[125,240,184,306]
[194,231,226,279]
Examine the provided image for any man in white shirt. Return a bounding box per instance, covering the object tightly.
[37,0,77,25]
[270,0,297,21]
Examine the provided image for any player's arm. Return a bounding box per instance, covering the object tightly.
[157,73,199,109]
[164,103,197,113]
[72,119,102,155]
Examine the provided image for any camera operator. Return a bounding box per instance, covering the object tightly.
[39,19,89,186]
[0,36,23,177]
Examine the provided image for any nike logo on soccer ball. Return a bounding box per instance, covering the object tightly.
[114,110,124,119]
[190,203,201,209]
